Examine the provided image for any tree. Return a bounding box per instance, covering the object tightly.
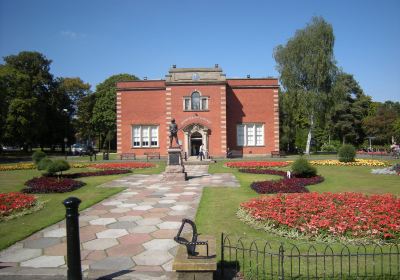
[58,77,91,115]
[91,74,138,150]
[75,93,96,143]
[274,17,336,154]
[329,73,370,145]
[1,51,54,150]
[363,104,399,145]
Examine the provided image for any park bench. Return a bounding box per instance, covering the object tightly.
[120,153,136,160]
[271,150,286,158]
[145,152,160,161]
[226,150,242,158]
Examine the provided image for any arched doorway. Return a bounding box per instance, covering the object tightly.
[182,123,210,158]
[190,132,202,156]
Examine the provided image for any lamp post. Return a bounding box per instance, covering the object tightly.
[63,109,68,159]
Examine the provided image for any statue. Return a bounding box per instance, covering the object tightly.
[169,118,180,148]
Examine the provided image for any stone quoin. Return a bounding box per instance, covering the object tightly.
[116,66,279,158]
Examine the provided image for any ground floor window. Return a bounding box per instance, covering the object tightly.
[132,125,159,147]
[237,123,264,146]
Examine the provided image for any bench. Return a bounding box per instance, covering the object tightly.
[120,153,136,160]
[271,151,286,158]
[145,152,160,161]
[226,150,242,158]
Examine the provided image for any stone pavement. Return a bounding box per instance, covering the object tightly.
[0,165,239,279]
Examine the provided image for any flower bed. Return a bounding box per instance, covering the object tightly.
[251,176,323,194]
[89,162,155,169]
[61,169,132,178]
[0,163,35,171]
[239,192,400,243]
[371,164,400,175]
[0,192,37,219]
[239,168,287,176]
[226,161,289,168]
[309,159,389,167]
[23,177,85,193]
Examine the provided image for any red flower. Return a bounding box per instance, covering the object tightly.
[23,177,85,193]
[240,192,400,241]
[89,162,155,169]
[0,192,37,217]
[226,161,289,168]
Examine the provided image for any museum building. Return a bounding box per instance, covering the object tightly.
[116,65,279,158]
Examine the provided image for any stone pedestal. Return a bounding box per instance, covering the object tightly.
[163,148,187,181]
[172,235,217,280]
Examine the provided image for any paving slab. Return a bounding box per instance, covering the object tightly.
[0,164,239,278]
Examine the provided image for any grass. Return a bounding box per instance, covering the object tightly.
[196,158,400,278]
[0,160,166,250]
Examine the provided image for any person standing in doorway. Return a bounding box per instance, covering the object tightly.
[198,143,204,161]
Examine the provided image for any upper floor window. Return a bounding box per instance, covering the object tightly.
[132,125,159,148]
[183,91,208,111]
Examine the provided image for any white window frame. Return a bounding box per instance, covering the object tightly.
[183,91,209,111]
[236,123,264,147]
[132,125,159,148]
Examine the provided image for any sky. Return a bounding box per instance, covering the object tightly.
[0,0,399,102]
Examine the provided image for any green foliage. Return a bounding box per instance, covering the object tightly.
[91,73,138,149]
[338,144,356,162]
[363,104,399,145]
[46,160,70,175]
[32,151,47,165]
[274,16,336,154]
[37,158,53,171]
[291,157,317,178]
[329,73,371,145]
[320,143,337,152]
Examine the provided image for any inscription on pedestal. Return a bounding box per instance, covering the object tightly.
[169,153,180,165]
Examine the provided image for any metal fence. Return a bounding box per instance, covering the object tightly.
[220,233,400,280]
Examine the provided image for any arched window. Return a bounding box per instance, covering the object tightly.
[191,92,200,110]
[183,91,208,111]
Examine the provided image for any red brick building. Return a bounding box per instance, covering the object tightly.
[116,66,279,158]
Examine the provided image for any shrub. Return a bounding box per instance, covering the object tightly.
[32,150,47,165]
[320,143,337,152]
[338,144,356,162]
[291,157,317,178]
[37,158,53,171]
[47,160,70,176]
[23,177,85,193]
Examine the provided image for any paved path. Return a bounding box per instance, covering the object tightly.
[0,165,239,279]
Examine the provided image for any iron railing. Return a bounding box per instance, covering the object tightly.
[220,233,400,279]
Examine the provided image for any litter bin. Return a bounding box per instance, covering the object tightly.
[102,152,109,160]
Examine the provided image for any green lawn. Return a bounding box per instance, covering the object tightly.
[0,161,166,250]
[196,158,400,278]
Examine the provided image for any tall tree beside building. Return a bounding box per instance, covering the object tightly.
[329,73,370,145]
[91,73,139,150]
[274,16,336,154]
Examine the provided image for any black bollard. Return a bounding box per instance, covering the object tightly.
[63,197,82,280]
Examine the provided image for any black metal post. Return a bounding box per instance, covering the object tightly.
[221,232,224,278]
[63,197,82,280]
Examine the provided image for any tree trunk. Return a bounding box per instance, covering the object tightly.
[305,113,314,155]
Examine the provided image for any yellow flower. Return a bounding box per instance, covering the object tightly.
[0,163,35,171]
[308,159,389,167]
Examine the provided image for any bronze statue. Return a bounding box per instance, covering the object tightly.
[169,118,180,147]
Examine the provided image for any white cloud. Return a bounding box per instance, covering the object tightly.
[60,30,87,39]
